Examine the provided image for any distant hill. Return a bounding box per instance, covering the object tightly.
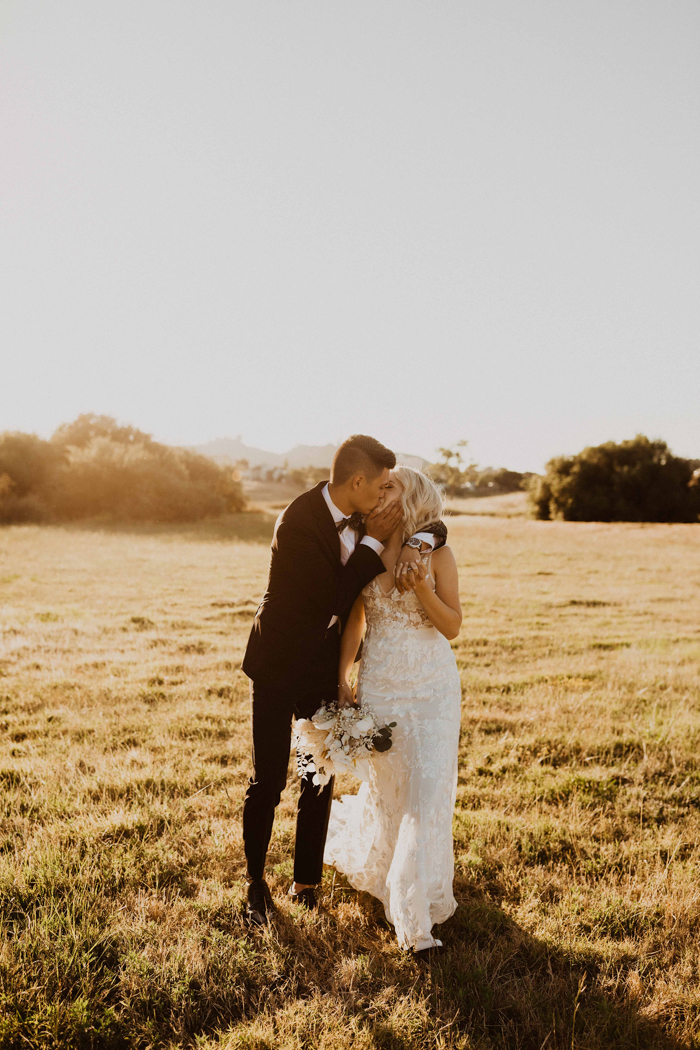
[192,437,337,469]
[193,436,428,471]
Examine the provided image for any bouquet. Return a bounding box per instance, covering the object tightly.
[292,702,396,787]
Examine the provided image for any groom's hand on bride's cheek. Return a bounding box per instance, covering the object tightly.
[365,501,403,543]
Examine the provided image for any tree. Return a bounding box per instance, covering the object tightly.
[429,441,476,496]
[0,432,66,522]
[529,435,700,522]
[475,468,528,493]
[55,436,245,522]
[51,413,154,449]
[0,416,246,524]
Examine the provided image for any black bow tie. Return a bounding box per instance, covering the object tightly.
[336,511,364,533]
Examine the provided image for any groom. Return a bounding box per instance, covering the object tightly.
[241,434,446,925]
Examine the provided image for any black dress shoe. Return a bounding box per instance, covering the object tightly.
[287,886,318,909]
[245,878,272,927]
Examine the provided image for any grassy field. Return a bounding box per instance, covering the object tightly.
[1,508,700,1049]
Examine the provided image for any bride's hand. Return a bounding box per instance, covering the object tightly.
[404,561,429,594]
[337,681,356,708]
[394,544,421,594]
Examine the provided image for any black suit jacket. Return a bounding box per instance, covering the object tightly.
[242,482,384,687]
[242,482,448,688]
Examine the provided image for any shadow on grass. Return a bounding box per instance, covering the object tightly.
[429,880,684,1050]
[0,872,686,1050]
[55,511,276,544]
[247,875,686,1050]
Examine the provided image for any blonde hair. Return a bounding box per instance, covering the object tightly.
[393,466,444,544]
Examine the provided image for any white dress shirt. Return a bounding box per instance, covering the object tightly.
[323,483,384,628]
[322,483,384,566]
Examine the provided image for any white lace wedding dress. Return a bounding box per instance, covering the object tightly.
[324,557,462,951]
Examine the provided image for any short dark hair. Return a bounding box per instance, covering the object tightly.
[331,435,396,485]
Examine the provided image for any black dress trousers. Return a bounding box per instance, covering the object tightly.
[242,627,340,885]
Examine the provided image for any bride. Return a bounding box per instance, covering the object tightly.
[324,466,462,954]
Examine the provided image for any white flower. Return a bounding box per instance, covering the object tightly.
[355,717,374,733]
[292,699,394,786]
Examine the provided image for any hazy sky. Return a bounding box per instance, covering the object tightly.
[1,1,698,471]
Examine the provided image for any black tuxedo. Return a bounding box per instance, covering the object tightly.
[242,481,386,687]
[241,480,447,885]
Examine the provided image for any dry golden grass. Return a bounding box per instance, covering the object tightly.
[1,511,700,1048]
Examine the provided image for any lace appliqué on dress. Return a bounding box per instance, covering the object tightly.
[324,565,462,951]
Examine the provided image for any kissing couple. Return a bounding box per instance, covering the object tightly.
[241,434,463,954]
